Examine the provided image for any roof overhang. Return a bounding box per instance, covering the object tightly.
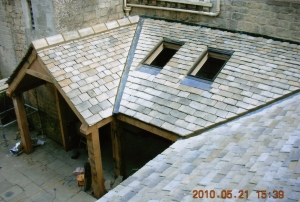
[6,47,53,97]
[5,44,88,126]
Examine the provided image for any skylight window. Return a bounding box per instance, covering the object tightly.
[190,48,232,81]
[144,39,183,69]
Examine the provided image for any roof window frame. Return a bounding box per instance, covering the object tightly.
[188,48,233,82]
[142,38,184,69]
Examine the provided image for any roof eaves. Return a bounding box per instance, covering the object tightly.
[6,44,34,85]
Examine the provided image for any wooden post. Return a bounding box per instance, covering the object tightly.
[86,129,105,198]
[110,119,124,177]
[12,93,33,154]
[54,88,70,151]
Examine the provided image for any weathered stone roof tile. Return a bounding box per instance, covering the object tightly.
[100,92,300,199]
[118,19,300,137]
[38,22,138,125]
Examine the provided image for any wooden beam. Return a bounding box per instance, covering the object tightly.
[54,88,70,151]
[27,58,53,83]
[7,50,37,97]
[86,129,105,199]
[110,119,124,177]
[6,62,29,97]
[80,116,113,135]
[14,79,46,95]
[80,123,92,135]
[26,69,52,83]
[117,114,179,141]
[12,94,33,154]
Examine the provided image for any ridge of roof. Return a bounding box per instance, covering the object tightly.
[113,18,144,114]
[32,16,140,51]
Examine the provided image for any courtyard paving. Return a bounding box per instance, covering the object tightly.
[0,122,105,202]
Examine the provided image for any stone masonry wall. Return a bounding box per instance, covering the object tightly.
[0,0,125,77]
[128,0,300,43]
[0,0,25,77]
[28,0,56,40]
[24,84,63,144]
[52,0,124,33]
[0,0,56,77]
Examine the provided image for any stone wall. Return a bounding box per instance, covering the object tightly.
[0,0,24,77]
[0,0,125,77]
[0,0,56,77]
[26,0,56,40]
[128,0,300,43]
[52,0,124,33]
[24,84,63,144]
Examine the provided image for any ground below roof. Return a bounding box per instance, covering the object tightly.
[0,122,98,202]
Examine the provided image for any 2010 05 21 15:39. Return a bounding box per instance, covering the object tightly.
[192,190,285,199]
[192,190,248,199]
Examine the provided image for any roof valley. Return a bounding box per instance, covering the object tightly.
[113,18,145,114]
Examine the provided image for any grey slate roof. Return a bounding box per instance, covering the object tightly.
[98,92,300,202]
[33,17,300,134]
[119,18,300,137]
[13,16,300,202]
[36,19,138,126]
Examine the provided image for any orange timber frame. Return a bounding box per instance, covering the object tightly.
[6,48,180,199]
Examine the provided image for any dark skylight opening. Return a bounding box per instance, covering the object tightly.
[190,48,232,81]
[144,39,183,69]
[150,48,178,67]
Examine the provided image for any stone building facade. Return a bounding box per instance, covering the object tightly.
[128,0,300,43]
[0,0,124,77]
[1,0,300,77]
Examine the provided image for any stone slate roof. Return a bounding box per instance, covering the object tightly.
[98,92,300,202]
[9,16,300,202]
[119,18,300,137]
[36,18,138,126]
[31,17,300,133]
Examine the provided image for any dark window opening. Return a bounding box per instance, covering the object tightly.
[195,57,226,80]
[121,123,172,178]
[150,47,178,68]
[143,39,183,69]
[190,48,232,81]
[27,0,35,30]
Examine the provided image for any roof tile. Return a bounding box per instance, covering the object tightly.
[105,20,119,30]
[46,34,64,45]
[32,38,48,50]
[62,30,80,41]
[78,27,95,37]
[92,23,108,33]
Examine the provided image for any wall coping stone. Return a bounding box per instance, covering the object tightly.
[46,34,64,46]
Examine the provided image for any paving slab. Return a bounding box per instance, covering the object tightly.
[0,123,96,202]
[0,185,23,201]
